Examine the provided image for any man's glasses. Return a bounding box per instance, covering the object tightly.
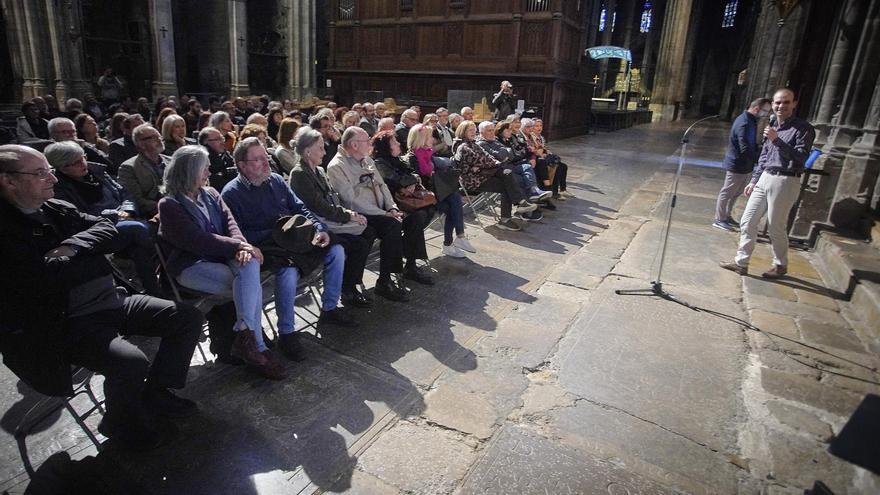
[3,168,55,181]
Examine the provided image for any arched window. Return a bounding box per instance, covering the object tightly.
[640,1,653,33]
[722,0,738,28]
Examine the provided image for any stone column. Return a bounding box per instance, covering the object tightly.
[811,0,867,138]
[20,0,50,98]
[790,0,880,240]
[598,0,617,96]
[148,0,178,99]
[287,0,317,99]
[649,0,695,121]
[228,0,250,97]
[44,0,91,101]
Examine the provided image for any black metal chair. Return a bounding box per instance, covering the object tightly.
[14,367,105,476]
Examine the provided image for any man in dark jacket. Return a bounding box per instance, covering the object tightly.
[108,113,146,174]
[0,145,203,451]
[492,80,517,121]
[714,97,771,231]
[198,126,237,190]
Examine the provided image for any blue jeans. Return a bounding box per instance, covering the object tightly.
[176,258,267,351]
[437,191,464,245]
[273,244,344,334]
[506,161,538,196]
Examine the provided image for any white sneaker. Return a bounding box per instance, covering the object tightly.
[515,201,538,215]
[442,244,467,258]
[561,190,575,198]
[529,190,552,202]
[453,237,476,253]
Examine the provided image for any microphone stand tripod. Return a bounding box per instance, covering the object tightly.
[615,115,719,303]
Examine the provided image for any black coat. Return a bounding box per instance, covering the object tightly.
[0,198,123,395]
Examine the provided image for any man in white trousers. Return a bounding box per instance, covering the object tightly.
[720,88,815,279]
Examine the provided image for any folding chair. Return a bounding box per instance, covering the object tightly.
[15,367,105,476]
[459,176,500,227]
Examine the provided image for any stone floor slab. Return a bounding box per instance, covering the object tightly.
[356,421,475,495]
[458,425,679,495]
[760,367,863,417]
[796,319,867,354]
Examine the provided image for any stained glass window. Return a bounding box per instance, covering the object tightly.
[722,0,738,28]
[599,8,607,32]
[640,1,653,33]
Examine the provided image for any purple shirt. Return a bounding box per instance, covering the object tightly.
[752,116,815,183]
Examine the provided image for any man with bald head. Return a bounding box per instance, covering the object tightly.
[721,88,815,279]
[326,127,416,301]
[0,144,202,450]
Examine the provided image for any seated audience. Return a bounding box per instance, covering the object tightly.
[117,124,167,218]
[398,127,474,258]
[136,98,153,124]
[395,109,419,155]
[266,108,284,143]
[0,144,202,450]
[221,138,356,356]
[435,107,455,151]
[341,110,360,130]
[289,127,375,308]
[453,120,537,231]
[497,120,553,211]
[273,118,301,175]
[16,101,50,142]
[74,113,110,154]
[82,93,104,121]
[109,112,129,142]
[161,114,196,156]
[524,118,571,199]
[309,112,340,170]
[476,121,548,215]
[110,113,146,173]
[197,126,237,191]
[374,102,387,118]
[210,111,238,153]
[48,117,114,170]
[245,113,278,147]
[449,113,463,134]
[183,99,202,137]
[377,117,396,133]
[157,145,284,379]
[154,107,177,133]
[327,127,427,301]
[45,141,160,295]
[359,103,379,137]
[64,98,84,120]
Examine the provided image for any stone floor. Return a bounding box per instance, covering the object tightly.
[2,121,879,494]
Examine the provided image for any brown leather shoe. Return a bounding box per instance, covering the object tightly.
[230,329,268,367]
[253,350,288,380]
[761,265,787,279]
[719,261,748,276]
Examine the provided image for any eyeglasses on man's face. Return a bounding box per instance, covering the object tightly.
[3,168,55,181]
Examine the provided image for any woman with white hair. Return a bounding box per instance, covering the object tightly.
[45,140,161,295]
[161,114,196,156]
[157,145,285,380]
